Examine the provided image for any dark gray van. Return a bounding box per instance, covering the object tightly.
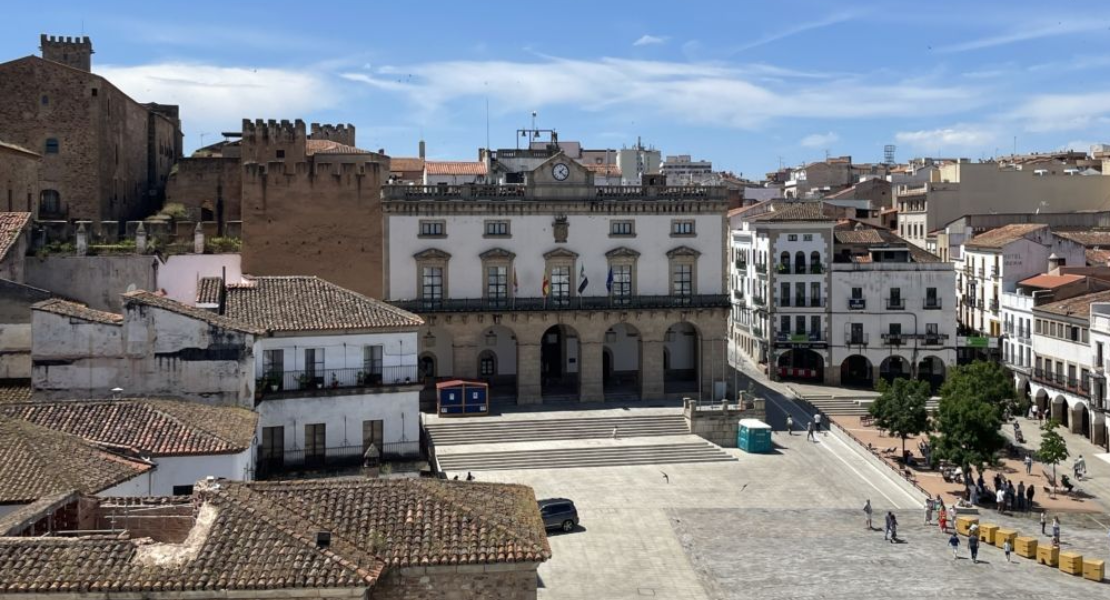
[538,498,578,532]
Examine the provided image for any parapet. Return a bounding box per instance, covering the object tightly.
[241,119,307,163]
[39,34,94,71]
[309,123,356,147]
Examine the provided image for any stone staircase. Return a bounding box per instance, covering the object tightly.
[798,395,940,417]
[425,414,689,446]
[436,441,735,472]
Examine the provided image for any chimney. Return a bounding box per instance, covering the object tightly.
[316,531,331,548]
[418,139,426,159]
[1048,253,1064,272]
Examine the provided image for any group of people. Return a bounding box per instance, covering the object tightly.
[862,499,899,543]
[962,468,1035,512]
[784,413,823,441]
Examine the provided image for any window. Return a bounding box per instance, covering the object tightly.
[419,220,445,237]
[611,264,632,302]
[889,323,902,343]
[888,287,903,309]
[550,265,571,304]
[422,266,443,303]
[671,220,695,236]
[362,420,383,456]
[787,234,798,241]
[261,426,284,466]
[810,316,821,339]
[40,95,48,105]
[781,316,791,333]
[795,316,805,334]
[304,348,324,383]
[480,354,495,376]
[850,322,864,344]
[780,282,790,306]
[305,423,326,466]
[851,287,862,299]
[276,149,286,159]
[810,282,821,307]
[673,264,693,298]
[363,345,383,379]
[486,265,508,304]
[484,220,510,237]
[803,234,813,241]
[263,349,284,388]
[610,220,635,236]
[90,88,97,97]
[172,485,194,496]
[926,287,938,308]
[794,284,805,307]
[44,138,59,154]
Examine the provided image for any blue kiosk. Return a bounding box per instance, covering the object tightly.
[436,379,490,417]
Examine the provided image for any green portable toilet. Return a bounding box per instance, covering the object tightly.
[738,419,772,453]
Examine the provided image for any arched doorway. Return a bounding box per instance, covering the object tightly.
[664,322,700,394]
[1052,396,1068,426]
[1072,402,1090,438]
[478,325,518,401]
[419,353,437,382]
[777,349,824,381]
[603,323,642,400]
[917,356,946,392]
[880,355,910,385]
[541,324,580,401]
[841,355,873,388]
[1034,388,1049,416]
[418,325,454,380]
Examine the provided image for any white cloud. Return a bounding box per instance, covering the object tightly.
[1006,91,1110,133]
[895,126,997,154]
[96,63,339,141]
[633,35,667,47]
[1060,140,1098,153]
[938,20,1110,53]
[341,57,984,129]
[800,132,839,148]
[732,10,863,53]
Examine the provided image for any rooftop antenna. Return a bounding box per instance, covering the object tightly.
[884,144,896,166]
[530,111,537,144]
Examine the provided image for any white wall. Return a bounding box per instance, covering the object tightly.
[100,471,155,497]
[148,451,253,494]
[0,323,31,378]
[255,331,419,381]
[258,389,420,451]
[387,213,724,299]
[158,253,241,305]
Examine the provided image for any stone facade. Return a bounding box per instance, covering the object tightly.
[241,119,388,298]
[0,36,182,220]
[0,279,51,380]
[0,142,39,213]
[164,155,242,225]
[683,396,767,447]
[375,564,540,600]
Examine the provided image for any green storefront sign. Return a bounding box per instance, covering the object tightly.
[965,336,989,348]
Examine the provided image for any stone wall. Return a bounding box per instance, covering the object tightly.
[165,156,242,224]
[0,279,51,379]
[683,396,767,447]
[375,563,539,600]
[0,144,39,214]
[25,254,157,312]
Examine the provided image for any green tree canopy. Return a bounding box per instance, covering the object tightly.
[869,378,932,457]
[931,364,1009,473]
[1038,419,1069,492]
[938,361,1018,416]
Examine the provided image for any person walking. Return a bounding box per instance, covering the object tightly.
[813,412,823,434]
[947,504,957,530]
[1040,512,1047,535]
[996,487,1006,513]
[1024,454,1033,475]
[949,531,961,559]
[786,415,794,435]
[938,506,948,533]
[888,512,898,543]
[1003,538,1012,563]
[806,420,816,442]
[1052,516,1061,542]
[968,533,980,564]
[863,499,873,530]
[925,497,934,525]
[1027,484,1035,510]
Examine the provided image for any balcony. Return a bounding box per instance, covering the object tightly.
[732,289,744,301]
[776,264,790,274]
[990,299,1000,314]
[881,333,905,346]
[923,335,944,346]
[390,294,731,313]
[848,298,866,310]
[753,296,767,307]
[755,263,768,276]
[255,441,422,480]
[753,327,764,337]
[810,298,823,308]
[383,183,728,202]
[776,332,823,342]
[924,298,942,310]
[1031,368,1090,398]
[735,259,748,270]
[886,298,905,310]
[845,333,869,345]
[257,365,420,401]
[809,264,824,274]
[991,266,1000,280]
[976,299,984,310]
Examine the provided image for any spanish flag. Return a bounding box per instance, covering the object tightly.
[542,271,550,297]
[513,266,519,295]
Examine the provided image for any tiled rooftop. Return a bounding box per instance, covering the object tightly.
[0,478,549,593]
[123,290,264,335]
[0,417,151,504]
[1054,230,1110,247]
[305,139,372,156]
[1017,274,1085,290]
[225,276,423,332]
[424,161,488,176]
[195,276,222,305]
[834,229,885,244]
[31,298,123,325]
[0,213,30,263]
[389,157,425,172]
[965,223,1047,249]
[748,202,833,222]
[1087,248,1110,266]
[2,398,257,457]
[0,384,31,404]
[1034,288,1110,318]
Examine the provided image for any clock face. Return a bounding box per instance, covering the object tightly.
[552,163,570,181]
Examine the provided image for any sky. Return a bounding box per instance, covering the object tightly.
[5,1,1110,176]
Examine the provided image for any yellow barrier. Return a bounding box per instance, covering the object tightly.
[1060,551,1083,576]
[979,523,998,545]
[994,528,1016,550]
[1083,559,1105,582]
[956,516,979,536]
[1014,536,1037,558]
[1037,544,1059,567]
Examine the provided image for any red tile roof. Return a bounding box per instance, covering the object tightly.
[0,213,30,263]
[123,290,264,335]
[424,161,487,176]
[32,298,123,325]
[390,157,425,172]
[1018,274,1085,290]
[2,398,257,457]
[1054,230,1110,247]
[1035,288,1110,318]
[225,276,423,332]
[1087,248,1110,266]
[195,276,222,305]
[965,223,1047,249]
[305,139,371,156]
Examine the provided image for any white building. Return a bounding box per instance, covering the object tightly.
[956,224,1086,343]
[384,152,729,403]
[728,201,957,389]
[662,155,713,185]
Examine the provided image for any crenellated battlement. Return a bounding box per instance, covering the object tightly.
[241,118,308,164]
[39,34,94,71]
[309,123,356,147]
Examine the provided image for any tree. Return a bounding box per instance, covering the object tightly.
[938,360,1018,417]
[1038,419,1069,496]
[870,378,932,458]
[930,369,1008,478]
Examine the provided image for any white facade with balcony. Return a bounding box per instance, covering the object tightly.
[1028,307,1099,443]
[1001,290,1035,376]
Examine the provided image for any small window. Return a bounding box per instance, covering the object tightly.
[484,220,510,237]
[172,485,194,496]
[610,220,635,236]
[671,220,695,236]
[787,234,798,241]
[90,88,98,97]
[276,149,286,159]
[803,234,813,241]
[40,95,49,105]
[419,220,445,237]
[44,138,59,154]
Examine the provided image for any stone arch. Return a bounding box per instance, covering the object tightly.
[779,251,790,271]
[418,325,453,380]
[603,322,642,400]
[541,323,580,401]
[916,355,946,392]
[478,324,518,400]
[664,322,700,394]
[1071,401,1090,438]
[809,251,821,272]
[777,349,824,381]
[793,251,806,273]
[1034,388,1050,415]
[879,355,911,385]
[841,355,873,388]
[1052,395,1068,426]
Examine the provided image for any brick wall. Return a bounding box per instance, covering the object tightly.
[0,146,39,214]
[165,156,242,223]
[375,563,539,600]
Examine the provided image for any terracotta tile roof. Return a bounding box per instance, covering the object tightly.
[123,290,264,335]
[584,163,621,176]
[1087,248,1110,266]
[1054,230,1110,247]
[965,223,1047,249]
[0,478,549,593]
[1018,274,1085,289]
[2,398,257,457]
[0,213,30,262]
[0,417,151,504]
[1034,288,1110,318]
[305,139,371,156]
[195,276,223,305]
[834,229,885,244]
[748,202,833,222]
[424,161,487,176]
[390,157,425,172]
[225,276,423,332]
[32,298,122,325]
[0,384,31,404]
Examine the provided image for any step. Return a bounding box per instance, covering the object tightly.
[435,441,735,471]
[427,416,690,445]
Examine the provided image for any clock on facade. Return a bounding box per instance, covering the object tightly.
[552,162,570,181]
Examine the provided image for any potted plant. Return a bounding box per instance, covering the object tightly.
[330,373,339,389]
[356,371,367,386]
[296,373,311,390]
[267,375,281,392]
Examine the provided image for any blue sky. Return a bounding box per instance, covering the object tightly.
[5,1,1110,176]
